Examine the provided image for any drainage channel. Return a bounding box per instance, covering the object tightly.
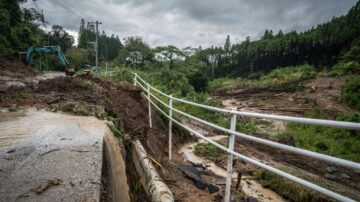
[178,136,285,202]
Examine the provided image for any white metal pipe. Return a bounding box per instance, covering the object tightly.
[169,104,360,170]
[168,95,173,160]
[149,84,170,98]
[147,83,152,128]
[225,111,237,202]
[139,75,358,201]
[143,87,360,169]
[134,73,360,130]
[233,111,360,130]
[132,72,146,84]
[149,92,168,107]
[147,98,355,202]
[144,86,360,169]
[133,73,137,86]
[136,81,146,91]
[172,96,360,130]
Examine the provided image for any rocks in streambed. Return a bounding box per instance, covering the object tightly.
[176,164,219,194]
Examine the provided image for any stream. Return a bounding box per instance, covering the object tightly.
[178,135,285,202]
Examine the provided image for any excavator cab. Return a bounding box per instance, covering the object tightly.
[25,45,75,76]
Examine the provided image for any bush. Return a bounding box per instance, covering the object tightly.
[332,61,360,75]
[247,72,264,80]
[254,169,331,202]
[258,64,317,91]
[156,70,194,96]
[278,110,360,162]
[189,71,208,92]
[341,76,360,110]
[65,48,91,70]
[207,77,234,92]
[262,64,317,81]
[194,143,223,158]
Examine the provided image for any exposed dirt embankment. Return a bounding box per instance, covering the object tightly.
[212,76,352,117]
[0,57,36,78]
[207,76,360,200]
[0,58,217,201]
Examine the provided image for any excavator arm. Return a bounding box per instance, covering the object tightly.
[26,45,75,76]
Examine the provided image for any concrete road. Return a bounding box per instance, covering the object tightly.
[0,109,114,202]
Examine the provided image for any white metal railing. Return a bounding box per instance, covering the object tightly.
[130,72,360,202]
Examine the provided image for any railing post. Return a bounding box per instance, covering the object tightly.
[225,109,237,202]
[133,73,137,86]
[168,95,173,160]
[147,83,152,128]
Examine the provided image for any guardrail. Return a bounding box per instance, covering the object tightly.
[131,72,360,202]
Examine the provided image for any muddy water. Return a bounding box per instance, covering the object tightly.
[0,72,65,92]
[178,136,285,202]
[221,98,286,136]
[0,108,106,147]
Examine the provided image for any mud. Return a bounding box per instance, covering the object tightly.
[213,76,352,117]
[0,63,216,201]
[102,129,130,202]
[0,57,36,78]
[179,136,285,202]
[208,76,360,200]
[0,109,110,201]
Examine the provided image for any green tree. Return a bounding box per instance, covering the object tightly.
[48,25,74,51]
[65,48,90,70]
[224,35,231,54]
[154,45,184,70]
[123,36,152,67]
[0,0,48,54]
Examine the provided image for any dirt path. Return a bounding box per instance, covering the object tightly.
[176,116,360,201]
[178,136,285,202]
[213,76,352,117]
[206,76,360,201]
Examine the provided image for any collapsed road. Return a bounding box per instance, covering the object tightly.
[0,59,216,201]
[0,108,129,202]
[1,58,359,202]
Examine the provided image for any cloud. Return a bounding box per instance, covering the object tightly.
[23,0,356,48]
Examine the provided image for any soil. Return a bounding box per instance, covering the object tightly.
[2,57,358,201]
[205,75,360,200]
[0,58,216,201]
[0,57,36,78]
[213,76,352,117]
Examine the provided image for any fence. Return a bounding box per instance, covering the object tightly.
[131,72,360,202]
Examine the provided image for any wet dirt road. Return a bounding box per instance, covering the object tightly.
[0,108,108,202]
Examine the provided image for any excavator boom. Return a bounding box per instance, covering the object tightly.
[26,45,75,76]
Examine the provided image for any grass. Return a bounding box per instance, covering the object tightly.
[207,77,235,91]
[341,76,360,110]
[254,169,333,202]
[277,110,360,162]
[8,106,20,112]
[220,64,318,92]
[331,61,360,76]
[51,101,107,119]
[236,119,258,134]
[194,142,224,158]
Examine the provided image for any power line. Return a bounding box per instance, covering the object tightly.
[62,0,95,21]
[51,0,83,20]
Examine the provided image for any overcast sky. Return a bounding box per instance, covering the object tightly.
[24,0,357,48]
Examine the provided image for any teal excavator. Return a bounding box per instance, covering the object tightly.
[25,45,75,76]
